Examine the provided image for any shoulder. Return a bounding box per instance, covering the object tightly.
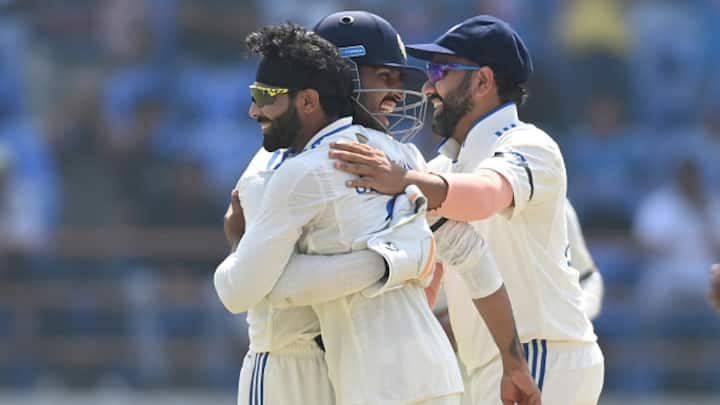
[501,123,558,147]
[496,124,563,162]
[242,148,278,178]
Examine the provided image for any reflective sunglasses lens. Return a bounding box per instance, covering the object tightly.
[250,88,275,107]
[426,63,445,83]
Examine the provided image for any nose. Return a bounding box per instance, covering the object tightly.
[248,102,260,119]
[421,81,435,97]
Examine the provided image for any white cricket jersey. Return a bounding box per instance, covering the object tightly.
[234,148,321,353]
[434,103,597,372]
[565,199,596,277]
[216,117,462,405]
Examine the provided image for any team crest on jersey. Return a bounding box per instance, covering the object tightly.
[354,132,369,144]
[396,34,407,60]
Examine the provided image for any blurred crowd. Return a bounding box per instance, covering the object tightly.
[0,0,719,396]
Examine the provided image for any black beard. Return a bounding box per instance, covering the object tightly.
[262,105,301,152]
[431,75,473,139]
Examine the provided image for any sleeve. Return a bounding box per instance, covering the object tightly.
[266,251,387,308]
[580,271,604,321]
[566,199,597,276]
[478,132,564,219]
[565,200,604,320]
[434,220,503,299]
[268,185,434,307]
[213,161,327,314]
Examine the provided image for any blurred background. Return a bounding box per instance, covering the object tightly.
[0,0,718,403]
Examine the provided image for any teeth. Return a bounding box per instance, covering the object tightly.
[380,101,396,112]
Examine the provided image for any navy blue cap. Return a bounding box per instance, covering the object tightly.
[407,15,533,84]
[314,11,427,86]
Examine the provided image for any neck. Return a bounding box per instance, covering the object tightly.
[292,114,338,151]
[451,100,504,144]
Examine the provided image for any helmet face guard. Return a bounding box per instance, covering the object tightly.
[340,46,428,142]
[353,87,427,142]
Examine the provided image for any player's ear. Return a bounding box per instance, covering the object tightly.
[472,66,495,99]
[297,89,321,114]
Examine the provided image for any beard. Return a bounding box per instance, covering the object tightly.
[431,74,473,139]
[261,105,301,152]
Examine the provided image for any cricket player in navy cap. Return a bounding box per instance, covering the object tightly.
[221,14,541,405]
[313,10,428,141]
[217,21,463,405]
[329,15,605,404]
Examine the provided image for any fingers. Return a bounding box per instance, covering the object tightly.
[329,141,375,155]
[513,373,542,405]
[230,189,241,207]
[334,160,374,177]
[329,148,379,166]
[345,176,374,189]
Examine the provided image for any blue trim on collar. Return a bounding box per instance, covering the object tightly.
[309,123,353,150]
[435,137,449,152]
[273,148,297,170]
[467,102,515,138]
[265,150,281,170]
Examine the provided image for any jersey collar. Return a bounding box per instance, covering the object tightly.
[438,102,521,166]
[303,116,354,152]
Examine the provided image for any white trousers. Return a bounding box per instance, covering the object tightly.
[237,340,335,405]
[467,340,604,405]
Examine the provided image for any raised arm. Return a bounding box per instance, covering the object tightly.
[328,142,513,217]
[329,136,561,223]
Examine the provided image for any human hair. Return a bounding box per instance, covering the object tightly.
[246,23,354,117]
[494,71,529,106]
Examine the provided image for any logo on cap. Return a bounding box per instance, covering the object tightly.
[338,45,367,59]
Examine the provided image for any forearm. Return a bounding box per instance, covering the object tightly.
[472,286,527,371]
[433,171,513,221]
[266,250,386,308]
[213,231,293,314]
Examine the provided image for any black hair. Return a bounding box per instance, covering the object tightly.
[246,23,354,117]
[494,71,529,106]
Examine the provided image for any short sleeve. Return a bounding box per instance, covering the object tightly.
[477,131,564,219]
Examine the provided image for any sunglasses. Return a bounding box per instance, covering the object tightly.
[426,62,481,84]
[249,84,294,107]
